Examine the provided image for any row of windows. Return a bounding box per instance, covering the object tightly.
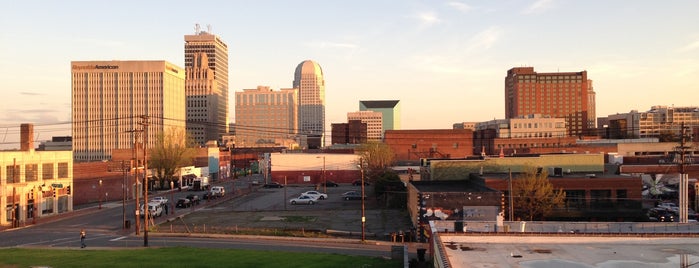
[4,163,69,183]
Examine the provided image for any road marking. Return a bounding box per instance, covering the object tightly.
[110,236,128,241]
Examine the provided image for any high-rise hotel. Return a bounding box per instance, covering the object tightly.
[293,60,325,149]
[185,26,229,145]
[71,61,186,161]
[505,67,596,136]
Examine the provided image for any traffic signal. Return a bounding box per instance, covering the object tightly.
[53,189,56,198]
[67,186,71,195]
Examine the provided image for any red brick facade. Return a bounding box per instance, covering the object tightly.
[384,129,474,161]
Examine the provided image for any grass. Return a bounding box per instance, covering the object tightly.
[0,247,401,268]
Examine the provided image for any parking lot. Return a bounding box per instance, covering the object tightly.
[161,178,414,240]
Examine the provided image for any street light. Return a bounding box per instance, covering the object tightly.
[99,179,103,209]
[317,156,326,193]
[358,160,366,242]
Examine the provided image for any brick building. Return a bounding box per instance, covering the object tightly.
[384,129,474,162]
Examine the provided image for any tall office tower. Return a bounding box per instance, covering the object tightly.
[359,100,401,138]
[71,61,186,161]
[235,86,298,148]
[293,60,325,149]
[347,111,383,141]
[185,25,229,145]
[185,52,221,145]
[505,67,596,136]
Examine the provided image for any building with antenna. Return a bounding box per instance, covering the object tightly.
[293,60,325,149]
[71,60,186,161]
[185,24,229,146]
[235,86,299,148]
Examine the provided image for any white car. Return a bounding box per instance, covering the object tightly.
[301,191,327,200]
[210,186,225,197]
[151,196,168,205]
[290,195,317,205]
[140,202,163,218]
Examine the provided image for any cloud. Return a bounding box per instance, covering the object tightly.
[677,39,699,53]
[20,92,43,96]
[413,11,442,28]
[446,1,473,13]
[522,0,556,14]
[466,26,502,51]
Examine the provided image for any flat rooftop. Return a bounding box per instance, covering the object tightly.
[439,235,699,267]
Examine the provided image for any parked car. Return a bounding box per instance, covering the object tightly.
[657,202,679,212]
[352,180,370,186]
[210,186,225,197]
[176,198,191,208]
[322,181,339,187]
[263,182,284,188]
[186,194,200,205]
[289,195,317,205]
[151,196,168,205]
[341,191,366,200]
[301,191,327,200]
[140,202,163,217]
[647,208,675,222]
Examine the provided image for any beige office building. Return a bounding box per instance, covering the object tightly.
[347,111,383,141]
[71,60,186,161]
[1,124,73,228]
[235,86,299,148]
[185,27,229,145]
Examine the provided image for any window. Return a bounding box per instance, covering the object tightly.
[26,164,38,182]
[58,163,69,178]
[42,163,54,180]
[6,165,19,183]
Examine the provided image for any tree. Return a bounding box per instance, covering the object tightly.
[149,127,197,189]
[355,141,396,181]
[512,166,566,221]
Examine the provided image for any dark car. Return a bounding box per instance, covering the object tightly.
[352,180,370,186]
[322,181,339,187]
[263,182,284,188]
[647,208,675,222]
[176,198,191,208]
[341,191,366,201]
[186,194,200,205]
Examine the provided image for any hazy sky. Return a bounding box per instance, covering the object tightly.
[1,1,698,146]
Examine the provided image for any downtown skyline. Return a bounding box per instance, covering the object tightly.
[1,1,698,147]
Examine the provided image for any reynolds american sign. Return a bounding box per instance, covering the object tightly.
[72,65,119,70]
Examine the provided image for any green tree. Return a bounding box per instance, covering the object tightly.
[356,141,396,181]
[149,127,196,189]
[512,166,566,221]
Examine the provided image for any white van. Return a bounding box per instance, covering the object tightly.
[140,202,163,218]
[210,186,225,197]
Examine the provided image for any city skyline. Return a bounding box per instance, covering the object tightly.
[1,1,698,147]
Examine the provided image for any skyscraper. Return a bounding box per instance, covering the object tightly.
[235,86,299,148]
[293,60,325,148]
[71,60,186,161]
[505,67,596,136]
[185,25,229,145]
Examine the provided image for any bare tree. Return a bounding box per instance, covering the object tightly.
[356,141,396,180]
[513,166,566,221]
[149,127,196,188]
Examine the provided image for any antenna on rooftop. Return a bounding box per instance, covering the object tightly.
[207,24,212,33]
[195,23,201,34]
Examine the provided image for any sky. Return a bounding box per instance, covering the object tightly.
[1,0,698,147]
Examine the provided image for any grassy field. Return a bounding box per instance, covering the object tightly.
[0,247,401,268]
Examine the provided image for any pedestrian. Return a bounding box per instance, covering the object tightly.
[80,229,86,248]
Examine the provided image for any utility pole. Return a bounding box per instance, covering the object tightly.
[508,168,514,222]
[140,115,150,247]
[127,128,142,235]
[677,123,691,223]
